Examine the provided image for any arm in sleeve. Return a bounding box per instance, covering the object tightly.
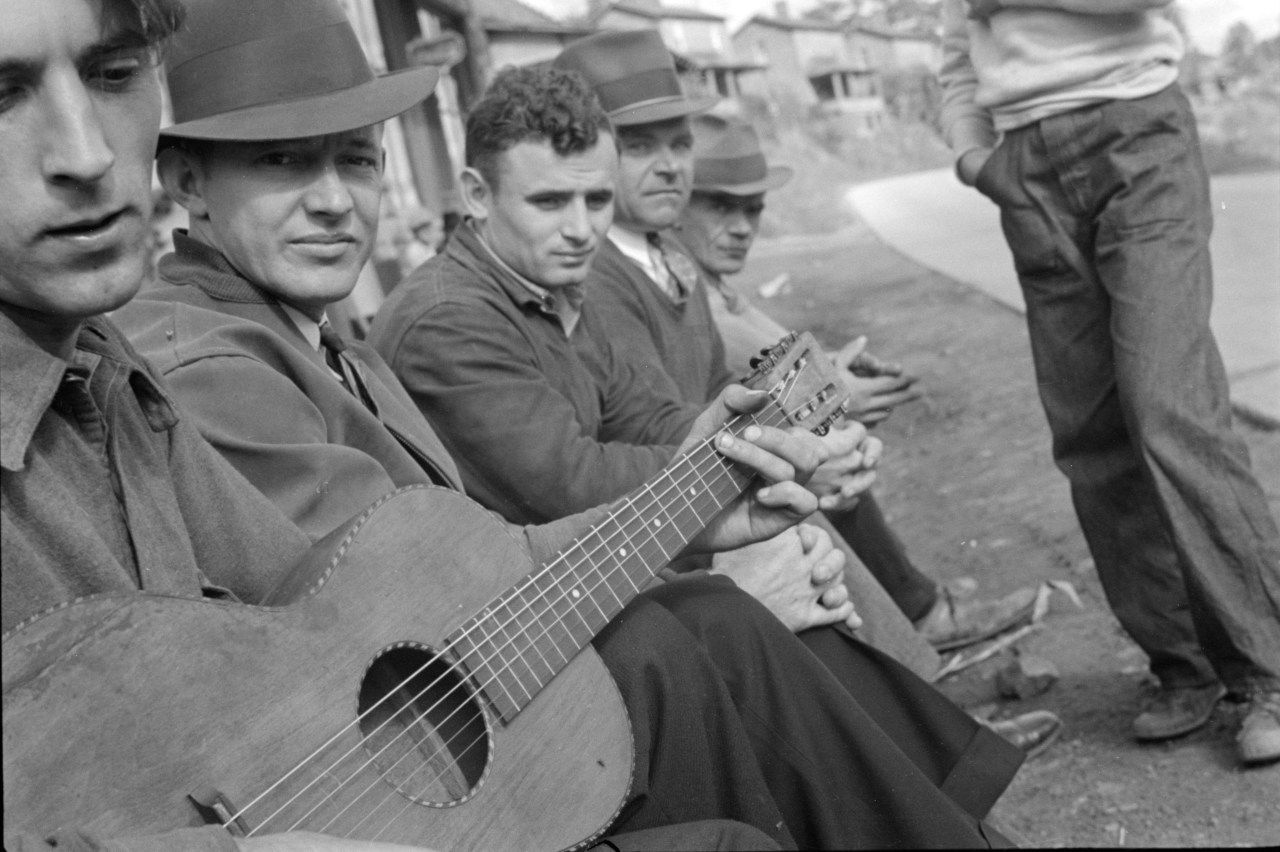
[938,0,998,157]
[163,352,400,544]
[388,296,680,524]
[995,0,1171,12]
[8,826,238,852]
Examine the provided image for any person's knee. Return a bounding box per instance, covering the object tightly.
[644,572,790,647]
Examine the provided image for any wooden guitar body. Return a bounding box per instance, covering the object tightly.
[3,487,632,850]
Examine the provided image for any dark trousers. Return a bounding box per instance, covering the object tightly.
[974,83,1280,693]
[828,493,938,622]
[594,573,1020,849]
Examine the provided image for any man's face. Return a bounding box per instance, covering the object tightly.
[678,191,766,276]
[179,127,383,318]
[613,117,694,233]
[0,0,163,323]
[471,133,616,288]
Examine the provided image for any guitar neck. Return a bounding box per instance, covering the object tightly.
[447,402,787,722]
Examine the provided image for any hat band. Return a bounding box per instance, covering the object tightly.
[168,21,376,126]
[695,152,769,187]
[594,67,683,116]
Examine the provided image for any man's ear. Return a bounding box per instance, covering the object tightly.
[155,146,209,220]
[459,167,492,222]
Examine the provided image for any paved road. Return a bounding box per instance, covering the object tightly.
[849,169,1280,426]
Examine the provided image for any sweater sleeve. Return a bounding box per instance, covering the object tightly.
[938,0,998,157]
[162,351,401,547]
[384,293,682,525]
[8,826,238,852]
[998,0,1172,12]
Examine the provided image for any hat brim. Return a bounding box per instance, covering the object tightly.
[610,93,719,127]
[693,165,794,196]
[159,65,440,142]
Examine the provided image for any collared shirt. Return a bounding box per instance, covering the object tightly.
[608,225,667,293]
[472,222,583,337]
[1,306,310,635]
[280,302,324,351]
[278,303,351,387]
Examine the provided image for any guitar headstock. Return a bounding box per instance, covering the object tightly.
[742,331,849,435]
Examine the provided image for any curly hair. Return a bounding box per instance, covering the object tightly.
[103,0,186,48]
[466,65,612,188]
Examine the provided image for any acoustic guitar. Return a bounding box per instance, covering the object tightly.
[3,332,848,851]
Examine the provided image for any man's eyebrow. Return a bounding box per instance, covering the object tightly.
[526,189,573,200]
[0,33,150,81]
[81,31,153,62]
[0,58,38,79]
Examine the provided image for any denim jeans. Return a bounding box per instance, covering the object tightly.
[975,84,1280,694]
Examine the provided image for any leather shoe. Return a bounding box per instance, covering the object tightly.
[1132,682,1226,742]
[1238,691,1280,765]
[984,710,1062,759]
[915,585,1036,652]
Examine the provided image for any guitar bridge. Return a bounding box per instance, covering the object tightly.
[188,784,251,837]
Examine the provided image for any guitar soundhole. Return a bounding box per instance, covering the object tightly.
[357,644,492,807]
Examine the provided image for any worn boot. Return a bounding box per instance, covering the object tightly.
[1132,682,1226,742]
[1238,690,1280,766]
[915,585,1037,652]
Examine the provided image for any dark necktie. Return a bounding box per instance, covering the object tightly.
[319,322,377,413]
[646,232,698,302]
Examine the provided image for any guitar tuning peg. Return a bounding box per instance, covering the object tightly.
[748,356,762,369]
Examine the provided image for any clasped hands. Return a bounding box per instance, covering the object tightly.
[711,522,861,632]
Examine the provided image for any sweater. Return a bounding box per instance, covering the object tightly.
[939,0,1183,155]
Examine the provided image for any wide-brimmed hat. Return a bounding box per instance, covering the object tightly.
[159,0,439,142]
[553,29,717,127]
[691,115,793,196]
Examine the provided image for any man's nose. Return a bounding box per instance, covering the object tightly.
[305,164,355,217]
[42,78,115,188]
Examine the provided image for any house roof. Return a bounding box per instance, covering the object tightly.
[679,50,767,71]
[735,14,845,35]
[475,0,589,34]
[592,1,725,24]
[851,23,938,42]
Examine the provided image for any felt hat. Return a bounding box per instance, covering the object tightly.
[553,29,717,127]
[690,115,793,195]
[159,0,440,142]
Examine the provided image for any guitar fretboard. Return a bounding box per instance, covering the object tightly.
[447,404,785,722]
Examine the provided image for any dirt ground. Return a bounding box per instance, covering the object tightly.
[739,221,1280,848]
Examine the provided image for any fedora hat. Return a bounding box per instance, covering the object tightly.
[691,115,793,196]
[160,0,439,142]
[553,29,716,127]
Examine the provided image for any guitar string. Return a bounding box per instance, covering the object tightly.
[354,423,751,842]
[347,393,784,839]
[236,371,830,834]
[267,418,755,837]
[243,370,821,833]
[349,373,841,842]
[249,373,829,835]
[340,359,830,836]
[273,408,767,837]
[339,361,826,834]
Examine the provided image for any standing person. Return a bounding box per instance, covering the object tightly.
[109,3,1020,848]
[939,0,1280,765]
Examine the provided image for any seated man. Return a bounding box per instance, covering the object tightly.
[109,2,1021,848]
[675,113,1039,651]
[4,1,877,851]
